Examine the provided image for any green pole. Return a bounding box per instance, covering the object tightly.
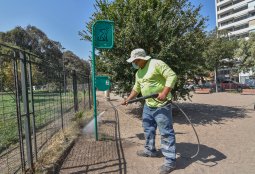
[91,20,114,141]
[92,33,98,141]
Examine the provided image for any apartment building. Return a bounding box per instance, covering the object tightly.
[216,0,255,38]
[215,0,255,85]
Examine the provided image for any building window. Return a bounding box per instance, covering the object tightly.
[234,15,248,22]
[233,0,245,5]
[250,12,255,17]
[220,12,231,18]
[234,24,249,31]
[227,28,234,32]
[221,20,233,27]
[220,3,233,10]
[234,5,248,13]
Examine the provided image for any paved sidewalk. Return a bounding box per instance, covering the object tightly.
[60,92,255,174]
[60,92,126,173]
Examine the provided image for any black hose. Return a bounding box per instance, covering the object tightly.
[127,93,200,159]
[127,93,159,104]
[103,93,200,159]
[172,102,200,159]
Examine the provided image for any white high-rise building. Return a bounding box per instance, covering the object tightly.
[215,0,255,38]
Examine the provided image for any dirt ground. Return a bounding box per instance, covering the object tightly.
[60,91,255,174]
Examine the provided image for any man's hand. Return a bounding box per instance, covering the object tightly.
[121,90,138,106]
[157,92,167,101]
[121,99,129,106]
[157,87,171,101]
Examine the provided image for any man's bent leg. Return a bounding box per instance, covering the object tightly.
[155,104,176,169]
[139,104,158,157]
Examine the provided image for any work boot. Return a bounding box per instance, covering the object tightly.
[136,150,160,158]
[159,164,176,174]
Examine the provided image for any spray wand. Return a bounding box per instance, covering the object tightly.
[103,93,159,111]
[127,93,159,103]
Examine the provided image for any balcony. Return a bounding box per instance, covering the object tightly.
[217,0,232,7]
[218,0,251,15]
[218,4,255,23]
[219,15,255,30]
[229,25,255,35]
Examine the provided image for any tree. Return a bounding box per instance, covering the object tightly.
[202,28,238,91]
[63,50,91,77]
[234,33,255,72]
[80,0,207,99]
[1,25,89,88]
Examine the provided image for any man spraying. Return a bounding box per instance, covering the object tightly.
[121,48,177,174]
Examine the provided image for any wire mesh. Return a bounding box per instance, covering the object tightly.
[0,43,92,173]
[0,51,24,174]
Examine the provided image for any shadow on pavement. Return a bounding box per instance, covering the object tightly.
[176,142,227,170]
[173,103,248,125]
[126,103,248,125]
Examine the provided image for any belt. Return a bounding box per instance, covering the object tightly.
[147,100,172,109]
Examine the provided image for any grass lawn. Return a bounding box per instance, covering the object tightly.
[0,90,87,153]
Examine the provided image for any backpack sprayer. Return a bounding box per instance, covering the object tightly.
[83,93,200,159]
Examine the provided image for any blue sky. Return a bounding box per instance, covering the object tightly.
[0,0,216,60]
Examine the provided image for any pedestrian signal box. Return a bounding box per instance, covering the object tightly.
[96,76,111,91]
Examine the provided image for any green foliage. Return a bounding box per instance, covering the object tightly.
[203,29,238,71]
[63,51,91,80]
[234,33,255,72]
[80,0,207,99]
[74,111,84,120]
[0,25,91,88]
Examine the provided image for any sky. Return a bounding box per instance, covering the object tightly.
[0,0,216,60]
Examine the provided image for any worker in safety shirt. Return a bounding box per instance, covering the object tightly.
[121,48,177,174]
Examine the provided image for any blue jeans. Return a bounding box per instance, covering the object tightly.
[142,103,176,167]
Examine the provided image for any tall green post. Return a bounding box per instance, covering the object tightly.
[91,37,98,140]
[92,20,114,140]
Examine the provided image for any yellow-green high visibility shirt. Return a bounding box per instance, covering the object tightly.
[133,59,177,107]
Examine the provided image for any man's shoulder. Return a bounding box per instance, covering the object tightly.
[150,59,165,65]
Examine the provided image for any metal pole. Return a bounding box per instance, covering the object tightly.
[27,55,38,161]
[88,75,92,110]
[92,42,98,140]
[59,71,64,130]
[63,57,66,95]
[215,67,218,92]
[83,76,86,110]
[13,52,25,172]
[72,70,78,112]
[19,51,34,171]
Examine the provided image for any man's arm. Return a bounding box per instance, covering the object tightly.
[156,60,177,101]
[121,90,139,105]
[158,86,171,101]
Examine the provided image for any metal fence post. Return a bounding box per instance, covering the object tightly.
[72,70,78,112]
[19,51,34,171]
[27,55,38,161]
[13,51,26,172]
[59,71,64,129]
[83,76,86,110]
[88,75,92,110]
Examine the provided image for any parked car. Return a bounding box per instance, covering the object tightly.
[220,80,247,91]
[184,83,196,91]
[245,79,255,89]
[201,82,216,89]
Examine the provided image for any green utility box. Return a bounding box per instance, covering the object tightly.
[96,76,111,91]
